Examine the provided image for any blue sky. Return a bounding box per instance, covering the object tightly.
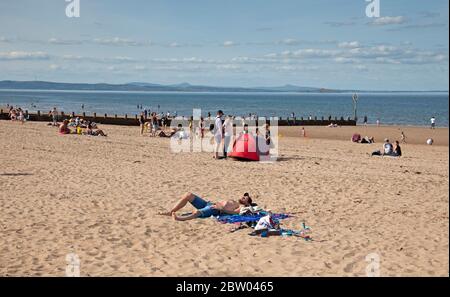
[0,0,448,90]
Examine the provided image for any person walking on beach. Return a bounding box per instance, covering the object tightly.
[376,118,380,127]
[363,115,368,126]
[213,110,224,159]
[301,127,306,137]
[401,131,407,144]
[430,116,436,129]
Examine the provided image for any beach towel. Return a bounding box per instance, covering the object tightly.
[216,212,291,224]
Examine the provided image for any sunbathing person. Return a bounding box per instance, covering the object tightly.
[360,136,375,144]
[159,192,255,221]
[85,123,107,136]
[157,124,182,138]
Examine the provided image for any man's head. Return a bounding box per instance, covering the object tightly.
[384,138,389,143]
[238,192,253,206]
[217,110,224,117]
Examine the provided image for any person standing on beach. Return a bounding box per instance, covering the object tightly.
[50,107,58,126]
[139,112,146,135]
[198,117,205,139]
[223,115,233,158]
[430,116,436,129]
[376,118,380,127]
[213,110,224,159]
[363,115,368,126]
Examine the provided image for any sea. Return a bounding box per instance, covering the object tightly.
[0,89,448,127]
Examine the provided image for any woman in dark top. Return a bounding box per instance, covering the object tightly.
[139,112,145,135]
[393,141,402,157]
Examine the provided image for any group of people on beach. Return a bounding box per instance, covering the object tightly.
[58,116,107,137]
[211,110,272,160]
[371,138,402,157]
[7,106,27,124]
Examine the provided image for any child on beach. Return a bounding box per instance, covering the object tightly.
[401,131,407,143]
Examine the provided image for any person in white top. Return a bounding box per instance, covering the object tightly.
[213,110,224,159]
[223,115,234,158]
[430,117,436,129]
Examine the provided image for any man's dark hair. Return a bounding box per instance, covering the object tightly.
[243,192,257,206]
[217,110,223,115]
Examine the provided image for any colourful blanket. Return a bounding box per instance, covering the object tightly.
[216,212,291,224]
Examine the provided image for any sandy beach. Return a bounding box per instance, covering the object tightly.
[0,120,448,276]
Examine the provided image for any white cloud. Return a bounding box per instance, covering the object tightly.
[93,37,148,46]
[338,41,361,49]
[0,37,12,43]
[324,21,357,27]
[49,38,82,45]
[223,41,237,47]
[217,64,241,70]
[369,16,406,26]
[0,51,49,60]
[280,38,301,46]
[49,64,63,70]
[354,65,369,72]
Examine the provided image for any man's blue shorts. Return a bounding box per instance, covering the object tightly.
[190,195,220,218]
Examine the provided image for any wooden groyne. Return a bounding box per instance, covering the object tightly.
[0,109,356,126]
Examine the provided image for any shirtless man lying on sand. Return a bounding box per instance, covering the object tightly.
[159,192,255,221]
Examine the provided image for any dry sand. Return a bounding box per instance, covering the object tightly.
[0,120,448,276]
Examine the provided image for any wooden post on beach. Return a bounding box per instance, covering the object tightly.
[83,112,86,118]
[93,113,96,118]
[37,110,41,120]
[115,114,117,119]
[135,114,138,120]
[72,112,75,117]
[104,113,107,119]
[125,114,128,120]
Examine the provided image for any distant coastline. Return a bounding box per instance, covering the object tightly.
[0,80,448,94]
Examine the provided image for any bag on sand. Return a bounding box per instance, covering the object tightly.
[254,214,279,231]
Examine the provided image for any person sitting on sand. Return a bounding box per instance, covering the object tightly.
[159,192,256,221]
[392,140,402,157]
[85,123,107,137]
[371,138,394,156]
[59,120,72,134]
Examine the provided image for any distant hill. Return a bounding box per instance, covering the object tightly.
[0,80,331,93]
[0,80,446,93]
